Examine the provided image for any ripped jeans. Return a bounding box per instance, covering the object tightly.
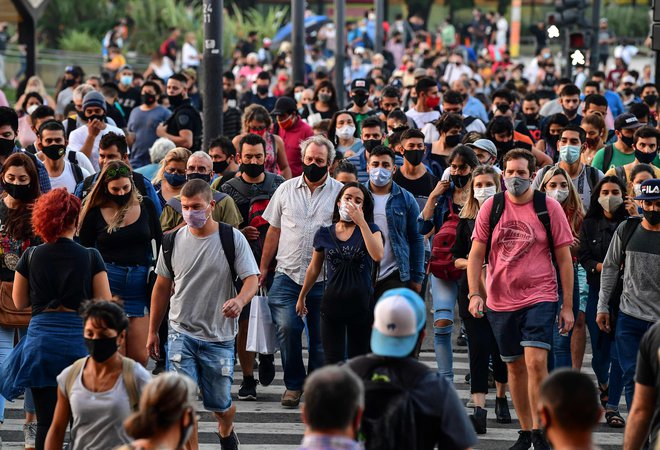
[430,275,458,382]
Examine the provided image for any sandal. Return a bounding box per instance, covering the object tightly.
[599,385,609,408]
[605,410,625,428]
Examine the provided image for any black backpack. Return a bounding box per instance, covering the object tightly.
[161,222,242,293]
[67,152,84,184]
[346,355,431,450]
[601,144,616,172]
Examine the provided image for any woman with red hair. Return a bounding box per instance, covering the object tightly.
[0,188,111,450]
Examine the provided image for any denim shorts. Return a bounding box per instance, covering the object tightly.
[106,263,149,318]
[487,301,557,362]
[167,331,234,413]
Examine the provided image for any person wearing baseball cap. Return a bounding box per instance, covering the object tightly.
[468,138,499,168]
[592,112,643,173]
[597,178,660,416]
[271,96,314,177]
[347,79,376,129]
[346,288,477,449]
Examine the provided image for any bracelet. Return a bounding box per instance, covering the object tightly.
[467,293,483,300]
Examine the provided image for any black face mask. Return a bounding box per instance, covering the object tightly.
[302,162,327,183]
[177,410,195,449]
[363,139,381,153]
[496,139,514,156]
[644,94,658,107]
[76,109,87,121]
[108,191,131,207]
[635,149,657,165]
[86,114,105,123]
[450,173,471,188]
[142,93,157,105]
[169,93,184,108]
[241,163,265,178]
[63,78,76,88]
[352,94,368,107]
[524,114,538,125]
[0,138,15,156]
[42,144,66,160]
[84,336,118,363]
[403,150,425,166]
[256,85,269,96]
[187,172,211,184]
[562,106,578,118]
[444,134,461,148]
[643,209,660,226]
[3,182,34,202]
[213,160,229,174]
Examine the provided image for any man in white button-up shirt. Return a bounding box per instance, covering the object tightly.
[260,135,343,409]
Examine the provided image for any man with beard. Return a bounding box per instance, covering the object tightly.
[156,73,202,152]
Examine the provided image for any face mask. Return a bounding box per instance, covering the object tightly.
[277,115,295,130]
[3,182,34,202]
[643,209,660,226]
[620,134,634,148]
[598,195,623,213]
[504,176,531,197]
[42,144,66,160]
[108,191,131,207]
[339,201,354,222]
[302,162,327,183]
[352,93,368,107]
[403,150,424,166]
[182,207,210,228]
[177,410,195,450]
[524,113,538,124]
[213,160,229,174]
[585,137,600,149]
[363,139,381,153]
[474,186,497,204]
[120,75,133,86]
[256,85,269,95]
[86,114,106,123]
[187,173,211,184]
[26,104,39,115]
[318,93,332,103]
[63,78,76,88]
[496,139,514,156]
[142,93,157,105]
[410,96,418,105]
[444,134,461,148]
[546,188,569,203]
[369,167,392,187]
[643,94,658,107]
[336,125,356,140]
[635,149,657,165]
[562,106,578,117]
[168,93,184,108]
[294,92,303,103]
[164,172,187,187]
[634,183,643,197]
[84,336,118,363]
[450,173,471,188]
[559,145,581,164]
[240,163,265,178]
[0,138,15,156]
[425,95,440,109]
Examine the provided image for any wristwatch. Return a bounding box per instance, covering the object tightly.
[467,293,483,300]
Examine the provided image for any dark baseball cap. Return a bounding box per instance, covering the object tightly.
[351,78,370,93]
[271,96,298,116]
[614,113,643,131]
[634,179,660,201]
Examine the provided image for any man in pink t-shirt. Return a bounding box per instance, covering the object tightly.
[466,149,575,450]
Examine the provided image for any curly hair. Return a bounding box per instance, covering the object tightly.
[241,104,272,132]
[32,188,81,243]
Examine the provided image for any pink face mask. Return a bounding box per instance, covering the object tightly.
[182,207,209,228]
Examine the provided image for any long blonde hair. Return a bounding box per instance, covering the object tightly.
[25,76,49,98]
[460,165,502,220]
[79,160,142,233]
[539,166,584,235]
[153,147,191,185]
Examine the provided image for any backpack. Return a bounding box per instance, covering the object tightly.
[67,152,84,184]
[166,191,227,215]
[614,165,627,185]
[602,144,616,172]
[65,357,140,412]
[607,217,641,333]
[538,164,600,192]
[346,355,431,450]
[161,222,242,293]
[428,199,463,281]
[486,191,556,265]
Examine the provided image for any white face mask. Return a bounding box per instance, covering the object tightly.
[336,125,356,140]
[339,200,358,222]
[26,104,39,115]
[473,186,497,205]
[546,188,569,203]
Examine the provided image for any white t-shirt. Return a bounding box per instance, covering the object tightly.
[182,42,200,68]
[405,108,440,130]
[372,193,398,281]
[39,149,96,175]
[49,160,91,192]
[68,124,127,172]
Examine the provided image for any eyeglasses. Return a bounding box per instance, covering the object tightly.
[105,166,131,179]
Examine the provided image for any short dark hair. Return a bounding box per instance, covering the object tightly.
[80,299,129,334]
[557,77,573,87]
[559,84,581,97]
[641,82,656,92]
[400,128,425,142]
[169,73,189,85]
[334,159,358,178]
[387,109,407,124]
[629,102,650,121]
[238,133,266,155]
[448,145,479,168]
[633,125,660,145]
[31,105,55,123]
[38,119,65,137]
[584,81,601,92]
[561,124,586,143]
[503,148,536,175]
[523,93,539,104]
[540,369,601,431]
[593,71,606,79]
[436,113,464,134]
[181,178,212,202]
[415,77,437,95]
[491,89,514,104]
[368,145,396,163]
[209,136,236,158]
[141,80,161,95]
[99,132,128,155]
[381,86,401,99]
[0,106,19,132]
[361,116,382,131]
[223,71,235,81]
[256,71,271,82]
[443,90,464,106]
[303,366,363,432]
[584,94,608,110]
[487,116,514,137]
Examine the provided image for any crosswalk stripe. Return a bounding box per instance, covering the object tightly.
[0,350,625,449]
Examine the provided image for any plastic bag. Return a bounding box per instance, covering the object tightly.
[246,292,279,354]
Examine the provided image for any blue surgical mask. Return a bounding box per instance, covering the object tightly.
[369,167,392,187]
[559,145,581,164]
[120,75,133,86]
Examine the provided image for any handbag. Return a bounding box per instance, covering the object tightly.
[246,288,279,354]
[0,281,30,327]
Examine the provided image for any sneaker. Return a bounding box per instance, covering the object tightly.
[217,429,240,450]
[495,396,512,424]
[456,330,468,347]
[281,389,302,408]
[258,353,276,387]
[509,430,532,450]
[531,429,551,450]
[238,376,258,400]
[469,406,487,434]
[152,359,166,376]
[23,421,37,449]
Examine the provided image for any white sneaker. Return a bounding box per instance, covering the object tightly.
[23,421,37,449]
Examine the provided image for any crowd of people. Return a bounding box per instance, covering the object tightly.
[0,8,658,450]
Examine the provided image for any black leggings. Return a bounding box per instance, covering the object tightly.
[321,314,372,365]
[32,386,58,450]
[463,314,508,394]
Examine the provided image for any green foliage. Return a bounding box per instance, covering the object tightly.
[58,30,103,54]
[602,5,650,38]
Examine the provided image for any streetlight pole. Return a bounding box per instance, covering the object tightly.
[334,0,345,108]
[202,0,223,150]
[375,0,384,54]
[292,0,306,85]
[589,0,601,75]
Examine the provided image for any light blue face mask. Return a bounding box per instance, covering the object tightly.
[120,75,133,86]
[559,145,581,164]
[369,167,392,187]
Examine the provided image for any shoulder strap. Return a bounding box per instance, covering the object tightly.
[67,151,77,164]
[82,175,96,199]
[166,196,182,215]
[533,190,556,266]
[219,223,240,291]
[65,357,87,399]
[161,228,181,278]
[121,357,140,412]
[269,134,276,155]
[71,161,84,184]
[132,172,148,196]
[614,166,627,185]
[225,177,251,198]
[586,165,600,190]
[485,192,506,260]
[213,191,227,203]
[66,117,76,140]
[620,217,642,266]
[602,144,614,172]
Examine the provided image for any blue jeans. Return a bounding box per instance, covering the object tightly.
[430,275,456,382]
[550,265,579,370]
[0,326,35,422]
[616,312,654,410]
[167,331,235,413]
[106,263,149,318]
[586,284,611,386]
[268,273,324,391]
[606,339,625,412]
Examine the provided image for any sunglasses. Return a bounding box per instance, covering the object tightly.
[105,166,131,179]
